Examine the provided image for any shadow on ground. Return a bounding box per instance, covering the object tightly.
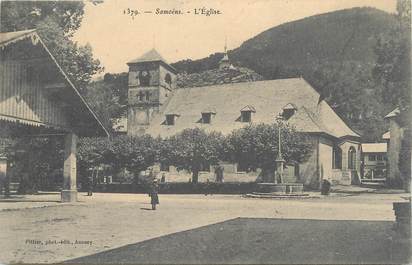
[65,218,410,264]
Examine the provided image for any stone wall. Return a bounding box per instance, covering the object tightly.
[319,137,333,183]
[298,137,319,188]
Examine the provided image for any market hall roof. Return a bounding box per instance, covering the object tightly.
[0,29,109,137]
[0,29,37,46]
[145,78,360,139]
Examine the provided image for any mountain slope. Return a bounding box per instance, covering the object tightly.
[172,7,397,78]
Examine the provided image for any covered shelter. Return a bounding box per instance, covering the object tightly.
[0,29,108,202]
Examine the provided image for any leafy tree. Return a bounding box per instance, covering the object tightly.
[305,61,386,141]
[161,129,224,183]
[103,73,129,106]
[373,0,410,111]
[84,81,124,130]
[0,1,85,36]
[223,123,312,178]
[77,135,161,183]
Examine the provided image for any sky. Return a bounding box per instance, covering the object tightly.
[72,0,397,74]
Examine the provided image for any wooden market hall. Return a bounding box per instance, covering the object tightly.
[0,29,109,202]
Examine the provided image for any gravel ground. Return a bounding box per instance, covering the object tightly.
[0,192,409,264]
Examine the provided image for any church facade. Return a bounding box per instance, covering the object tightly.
[120,49,361,188]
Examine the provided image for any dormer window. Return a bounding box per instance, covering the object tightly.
[201,107,216,124]
[240,105,256,123]
[281,103,297,120]
[165,113,179,125]
[241,111,251,122]
[202,113,212,124]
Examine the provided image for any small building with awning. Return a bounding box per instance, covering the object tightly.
[0,29,109,202]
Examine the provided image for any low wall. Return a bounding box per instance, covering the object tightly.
[94,182,258,194]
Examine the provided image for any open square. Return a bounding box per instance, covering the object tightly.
[0,191,410,264]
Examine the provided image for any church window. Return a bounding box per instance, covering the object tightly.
[165,73,172,86]
[332,146,342,169]
[137,91,145,101]
[145,91,150,101]
[348,147,356,170]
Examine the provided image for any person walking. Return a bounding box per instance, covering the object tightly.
[87,174,93,196]
[149,179,159,210]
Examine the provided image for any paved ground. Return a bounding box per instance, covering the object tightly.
[67,218,409,264]
[0,191,409,264]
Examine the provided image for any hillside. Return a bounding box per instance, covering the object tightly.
[172,7,397,79]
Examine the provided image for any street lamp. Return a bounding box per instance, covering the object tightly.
[275,114,285,184]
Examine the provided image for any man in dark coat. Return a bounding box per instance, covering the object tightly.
[150,179,159,210]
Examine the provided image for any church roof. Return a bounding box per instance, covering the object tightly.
[127,48,177,73]
[145,78,360,139]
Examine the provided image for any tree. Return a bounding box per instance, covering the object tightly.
[77,135,162,185]
[161,129,224,183]
[223,123,312,178]
[84,80,124,130]
[373,0,410,111]
[306,60,386,141]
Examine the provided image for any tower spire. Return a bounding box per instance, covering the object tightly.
[219,36,230,70]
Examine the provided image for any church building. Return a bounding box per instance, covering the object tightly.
[120,48,361,188]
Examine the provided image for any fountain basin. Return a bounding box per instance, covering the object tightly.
[257,183,304,194]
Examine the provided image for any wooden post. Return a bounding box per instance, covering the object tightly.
[61,132,78,202]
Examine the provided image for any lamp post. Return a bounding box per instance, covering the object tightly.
[275,115,285,184]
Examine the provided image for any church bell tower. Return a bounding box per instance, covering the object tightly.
[126,49,177,136]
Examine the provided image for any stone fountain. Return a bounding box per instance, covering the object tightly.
[248,117,304,197]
